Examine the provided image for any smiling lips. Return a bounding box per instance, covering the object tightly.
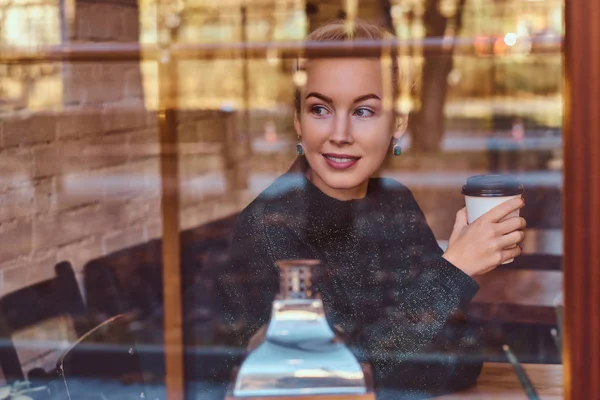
[322,153,360,169]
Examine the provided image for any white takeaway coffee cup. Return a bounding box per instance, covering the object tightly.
[462,174,524,264]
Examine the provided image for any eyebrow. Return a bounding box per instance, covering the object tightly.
[305,92,381,104]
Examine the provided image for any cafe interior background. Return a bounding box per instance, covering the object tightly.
[0,0,571,397]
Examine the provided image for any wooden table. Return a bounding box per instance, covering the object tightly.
[222,362,561,400]
[435,362,563,399]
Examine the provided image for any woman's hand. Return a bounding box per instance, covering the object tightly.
[442,197,526,277]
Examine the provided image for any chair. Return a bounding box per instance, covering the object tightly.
[0,261,88,383]
[468,254,563,364]
[82,214,239,350]
[80,214,240,392]
[83,214,238,326]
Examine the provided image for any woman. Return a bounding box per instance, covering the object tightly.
[217,19,526,399]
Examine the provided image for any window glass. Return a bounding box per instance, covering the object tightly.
[0,0,564,398]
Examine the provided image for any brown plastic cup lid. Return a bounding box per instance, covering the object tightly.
[462,174,524,197]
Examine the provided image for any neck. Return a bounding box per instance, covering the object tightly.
[305,169,369,201]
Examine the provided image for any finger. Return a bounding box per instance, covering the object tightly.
[501,243,523,262]
[498,230,525,249]
[454,207,468,228]
[480,197,525,223]
[497,216,527,235]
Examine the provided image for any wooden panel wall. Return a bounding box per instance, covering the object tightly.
[563,0,600,398]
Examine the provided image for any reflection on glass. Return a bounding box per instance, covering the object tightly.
[232,260,369,398]
[0,0,565,398]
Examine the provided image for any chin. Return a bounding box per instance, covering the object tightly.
[307,156,376,196]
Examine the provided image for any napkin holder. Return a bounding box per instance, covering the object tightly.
[226,260,374,399]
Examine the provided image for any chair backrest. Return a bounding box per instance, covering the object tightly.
[83,239,163,320]
[0,261,87,382]
[79,214,240,391]
[469,254,563,325]
[467,253,563,364]
[83,214,238,333]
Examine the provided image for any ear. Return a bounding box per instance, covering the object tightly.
[294,110,302,138]
[393,113,408,140]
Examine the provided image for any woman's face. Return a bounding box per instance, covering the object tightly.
[295,58,404,201]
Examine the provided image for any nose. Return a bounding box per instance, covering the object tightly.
[329,114,353,145]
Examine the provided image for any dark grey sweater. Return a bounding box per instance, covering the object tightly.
[217,158,483,399]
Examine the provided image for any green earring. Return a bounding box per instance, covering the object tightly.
[392,139,402,156]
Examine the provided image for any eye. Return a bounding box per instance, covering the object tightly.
[354,107,374,118]
[310,105,331,116]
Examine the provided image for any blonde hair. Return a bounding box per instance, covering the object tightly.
[294,19,401,113]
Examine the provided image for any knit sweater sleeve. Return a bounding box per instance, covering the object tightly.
[358,183,483,398]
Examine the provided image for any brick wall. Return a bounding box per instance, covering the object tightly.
[2,109,251,337]
[0,0,252,373]
[0,108,250,368]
